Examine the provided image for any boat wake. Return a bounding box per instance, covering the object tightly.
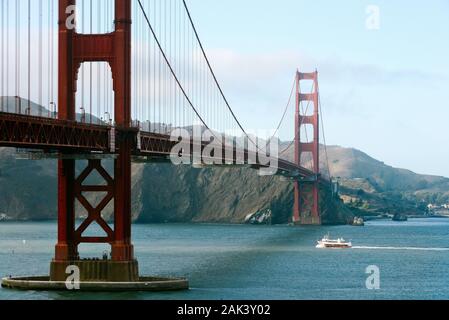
[352,246,449,251]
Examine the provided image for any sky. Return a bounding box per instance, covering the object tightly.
[1,0,448,177]
[186,0,449,177]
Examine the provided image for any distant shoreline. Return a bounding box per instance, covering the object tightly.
[1,216,448,225]
[363,215,449,221]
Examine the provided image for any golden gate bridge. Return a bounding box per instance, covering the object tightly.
[0,0,332,289]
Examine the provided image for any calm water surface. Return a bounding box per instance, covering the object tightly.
[1,218,449,300]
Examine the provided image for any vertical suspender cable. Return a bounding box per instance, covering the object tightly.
[27,0,31,114]
[16,0,20,113]
[168,0,172,129]
[6,0,9,110]
[137,2,141,125]
[148,0,151,126]
[165,0,169,130]
[192,18,195,122]
[152,0,156,131]
[81,0,85,121]
[132,1,135,122]
[182,3,186,127]
[141,4,144,125]
[174,0,177,128]
[51,0,55,116]
[97,0,101,123]
[103,0,106,123]
[143,0,147,128]
[134,2,137,124]
[179,0,182,128]
[1,0,4,111]
[89,0,93,123]
[175,0,179,129]
[140,0,143,126]
[170,0,177,124]
[39,0,43,115]
[158,0,162,133]
[190,12,194,127]
[105,0,109,122]
[173,0,176,128]
[163,0,167,130]
[47,0,51,117]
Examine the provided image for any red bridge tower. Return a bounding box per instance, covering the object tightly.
[292,70,321,225]
[51,0,137,281]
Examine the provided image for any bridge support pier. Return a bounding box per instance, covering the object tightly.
[51,0,138,282]
[292,70,321,225]
[51,158,139,282]
[293,181,321,225]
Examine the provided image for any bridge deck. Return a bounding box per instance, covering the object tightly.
[0,111,321,181]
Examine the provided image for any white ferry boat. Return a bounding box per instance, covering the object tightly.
[316,235,352,249]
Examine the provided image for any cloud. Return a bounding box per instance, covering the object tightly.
[206,48,446,91]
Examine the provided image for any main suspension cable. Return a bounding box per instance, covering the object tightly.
[182,0,249,137]
[182,0,299,154]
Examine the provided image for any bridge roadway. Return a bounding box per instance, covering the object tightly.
[0,111,324,182]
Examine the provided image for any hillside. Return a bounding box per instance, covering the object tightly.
[2,97,447,221]
[0,147,351,224]
[316,146,449,215]
[1,141,447,222]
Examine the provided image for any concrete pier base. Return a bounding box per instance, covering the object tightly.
[294,216,322,225]
[2,259,189,292]
[50,259,139,282]
[1,276,189,292]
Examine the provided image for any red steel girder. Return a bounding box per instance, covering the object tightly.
[0,112,109,151]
